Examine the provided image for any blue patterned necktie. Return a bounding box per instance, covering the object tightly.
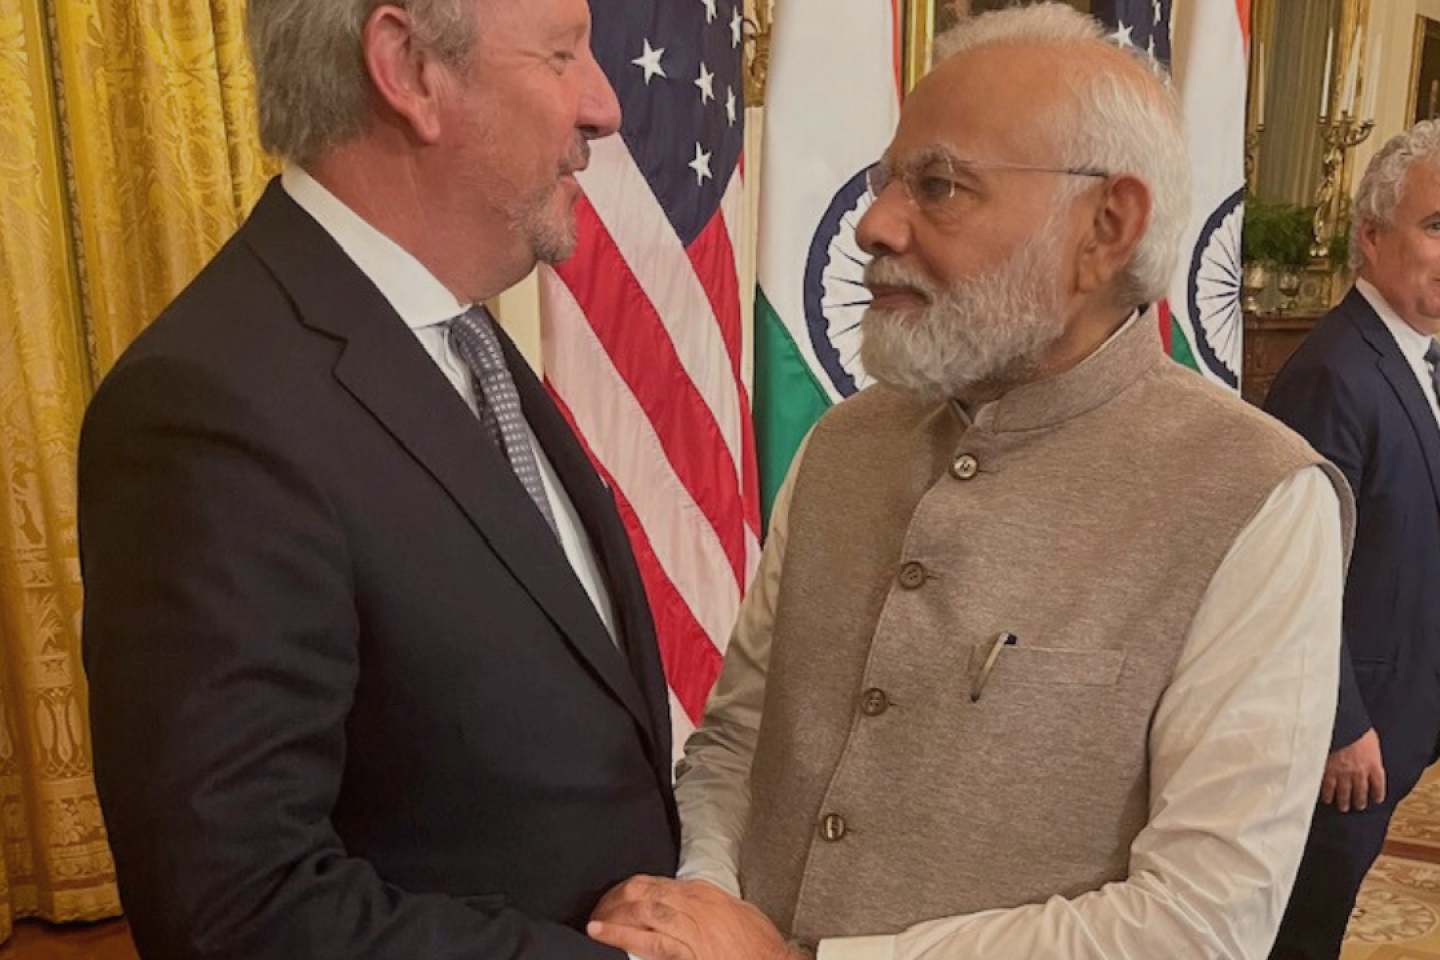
[448,306,560,538]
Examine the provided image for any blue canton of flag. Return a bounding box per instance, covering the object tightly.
[1093,0,1173,69]
[588,0,746,245]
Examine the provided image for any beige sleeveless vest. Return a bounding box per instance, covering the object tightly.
[739,318,1353,942]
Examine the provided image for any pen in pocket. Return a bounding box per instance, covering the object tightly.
[971,632,1018,702]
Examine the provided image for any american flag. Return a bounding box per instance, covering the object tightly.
[1093,0,1173,67]
[539,0,761,746]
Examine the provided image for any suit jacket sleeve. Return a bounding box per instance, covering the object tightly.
[79,354,622,960]
[1264,361,1371,750]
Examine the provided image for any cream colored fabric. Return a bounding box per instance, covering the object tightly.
[677,318,1352,960]
[0,0,273,940]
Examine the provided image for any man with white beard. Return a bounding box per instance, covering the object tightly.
[585,5,1352,960]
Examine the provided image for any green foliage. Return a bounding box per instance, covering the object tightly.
[1328,227,1351,269]
[1242,201,1315,269]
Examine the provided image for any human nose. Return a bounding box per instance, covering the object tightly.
[856,179,914,259]
[578,48,622,139]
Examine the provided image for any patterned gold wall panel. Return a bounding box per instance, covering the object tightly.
[0,0,120,939]
[49,0,275,377]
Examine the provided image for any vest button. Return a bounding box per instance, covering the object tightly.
[898,561,927,589]
[860,688,889,716]
[821,813,848,841]
[950,454,979,480]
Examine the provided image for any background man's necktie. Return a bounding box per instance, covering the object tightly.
[449,306,560,538]
[1427,342,1440,405]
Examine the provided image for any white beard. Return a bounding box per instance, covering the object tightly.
[860,226,1069,401]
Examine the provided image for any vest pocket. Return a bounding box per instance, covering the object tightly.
[968,645,1126,687]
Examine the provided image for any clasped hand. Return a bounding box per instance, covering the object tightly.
[588,875,805,960]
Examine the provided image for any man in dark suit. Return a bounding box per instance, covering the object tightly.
[1267,123,1440,960]
[77,1,677,957]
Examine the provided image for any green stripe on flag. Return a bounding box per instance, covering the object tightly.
[1169,316,1200,372]
[755,286,832,530]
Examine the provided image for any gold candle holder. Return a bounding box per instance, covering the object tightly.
[1244,123,1264,194]
[743,0,773,107]
[1311,111,1374,260]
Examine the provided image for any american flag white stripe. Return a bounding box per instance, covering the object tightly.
[541,274,742,650]
[579,137,747,470]
[720,165,745,258]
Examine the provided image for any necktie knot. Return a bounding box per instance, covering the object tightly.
[1427,341,1440,372]
[450,306,506,375]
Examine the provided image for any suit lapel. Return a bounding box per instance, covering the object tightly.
[240,182,655,737]
[1352,295,1440,517]
[497,330,670,764]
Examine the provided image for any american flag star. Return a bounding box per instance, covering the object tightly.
[1095,0,1172,68]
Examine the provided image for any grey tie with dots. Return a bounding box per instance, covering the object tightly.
[448,306,559,538]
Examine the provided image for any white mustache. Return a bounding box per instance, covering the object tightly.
[863,258,939,301]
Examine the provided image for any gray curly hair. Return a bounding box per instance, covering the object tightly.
[934,3,1191,308]
[1350,121,1440,271]
[247,0,480,164]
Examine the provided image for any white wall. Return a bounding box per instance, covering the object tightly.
[1355,0,1440,178]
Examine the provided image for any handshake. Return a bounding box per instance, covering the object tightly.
[588,876,812,960]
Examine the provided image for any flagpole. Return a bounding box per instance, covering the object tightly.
[904,0,935,94]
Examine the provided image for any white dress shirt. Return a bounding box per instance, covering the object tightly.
[281,165,618,641]
[1356,276,1440,428]
[676,440,1344,960]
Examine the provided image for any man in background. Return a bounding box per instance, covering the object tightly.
[1267,122,1440,960]
[78,0,677,957]
[586,6,1350,960]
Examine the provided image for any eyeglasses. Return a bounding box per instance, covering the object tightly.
[865,151,1111,222]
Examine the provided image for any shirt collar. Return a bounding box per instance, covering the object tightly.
[1355,276,1439,367]
[281,164,467,331]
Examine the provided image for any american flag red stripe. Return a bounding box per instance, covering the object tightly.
[552,200,751,591]
[545,387,725,724]
[688,213,744,380]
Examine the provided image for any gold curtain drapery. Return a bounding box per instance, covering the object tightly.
[0,0,274,942]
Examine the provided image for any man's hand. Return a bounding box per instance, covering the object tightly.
[589,876,805,960]
[1322,727,1386,812]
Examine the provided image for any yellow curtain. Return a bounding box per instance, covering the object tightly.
[0,0,273,941]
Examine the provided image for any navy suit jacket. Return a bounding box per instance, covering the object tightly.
[79,181,679,960]
[1266,287,1440,760]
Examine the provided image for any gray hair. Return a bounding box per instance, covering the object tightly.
[1350,120,1440,271]
[934,3,1191,308]
[247,0,479,164]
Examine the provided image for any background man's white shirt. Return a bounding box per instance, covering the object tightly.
[1356,276,1440,428]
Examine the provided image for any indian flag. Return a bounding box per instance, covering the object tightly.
[753,0,902,524]
[1165,0,1250,389]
